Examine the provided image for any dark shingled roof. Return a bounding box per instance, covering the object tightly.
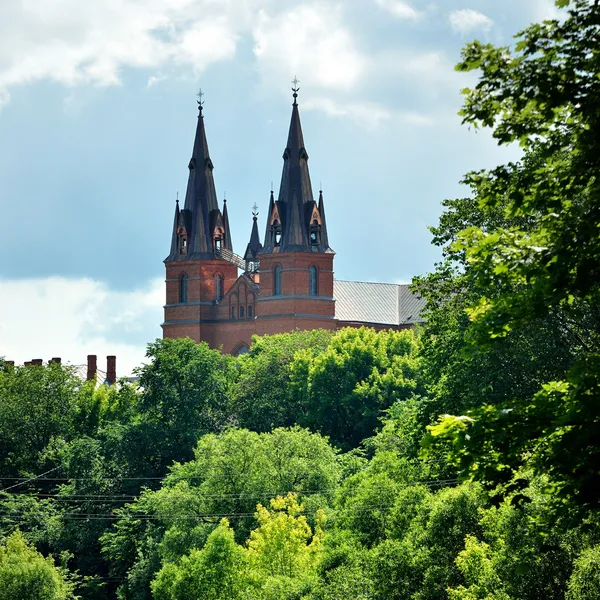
[261,96,332,254]
[334,280,426,326]
[244,212,262,261]
[166,104,232,261]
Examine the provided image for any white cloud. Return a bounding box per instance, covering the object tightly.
[252,4,367,93]
[531,0,563,21]
[0,277,163,376]
[0,0,249,106]
[303,96,433,129]
[147,74,167,88]
[374,0,420,20]
[449,9,493,33]
[303,97,392,129]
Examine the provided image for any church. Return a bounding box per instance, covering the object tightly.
[162,86,425,355]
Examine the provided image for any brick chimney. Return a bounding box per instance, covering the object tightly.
[24,361,31,367]
[31,359,43,366]
[3,361,14,367]
[50,357,62,364]
[87,355,97,380]
[106,355,116,385]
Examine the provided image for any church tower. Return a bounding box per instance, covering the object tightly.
[162,97,238,343]
[256,83,336,335]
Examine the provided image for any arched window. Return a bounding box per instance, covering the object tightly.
[233,343,250,357]
[215,274,224,302]
[273,265,282,296]
[240,305,245,319]
[248,305,253,318]
[309,266,318,296]
[179,274,188,304]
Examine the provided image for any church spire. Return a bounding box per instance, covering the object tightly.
[222,197,233,252]
[244,203,262,262]
[166,92,225,261]
[261,81,331,254]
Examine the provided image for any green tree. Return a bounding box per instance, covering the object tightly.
[152,519,246,600]
[422,0,600,520]
[0,362,80,481]
[566,545,600,600]
[0,531,74,600]
[233,330,333,432]
[135,338,237,472]
[448,536,511,600]
[102,427,339,599]
[297,327,423,449]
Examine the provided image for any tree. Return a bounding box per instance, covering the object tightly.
[135,338,237,472]
[0,531,74,600]
[422,0,600,520]
[566,545,600,600]
[233,330,333,432]
[151,519,246,600]
[247,493,325,579]
[0,362,81,482]
[102,427,339,599]
[297,327,424,449]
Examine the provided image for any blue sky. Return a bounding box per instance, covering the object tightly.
[0,0,561,374]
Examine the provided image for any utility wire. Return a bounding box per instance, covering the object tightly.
[0,467,61,493]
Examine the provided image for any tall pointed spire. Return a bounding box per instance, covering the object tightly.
[166,93,230,261]
[260,81,331,254]
[317,189,330,249]
[244,203,262,261]
[222,197,233,252]
[168,195,181,258]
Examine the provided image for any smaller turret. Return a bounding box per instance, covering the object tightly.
[244,203,263,270]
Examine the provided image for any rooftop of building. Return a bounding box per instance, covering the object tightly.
[334,280,425,327]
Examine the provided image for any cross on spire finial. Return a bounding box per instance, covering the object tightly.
[252,202,259,218]
[197,88,204,112]
[291,76,300,105]
[176,191,179,204]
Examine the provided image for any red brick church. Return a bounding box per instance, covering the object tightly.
[162,87,424,354]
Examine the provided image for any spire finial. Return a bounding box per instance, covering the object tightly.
[252,202,259,219]
[197,88,204,112]
[224,190,226,203]
[176,191,179,205]
[291,76,300,105]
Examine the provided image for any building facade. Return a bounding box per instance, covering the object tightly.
[162,90,425,354]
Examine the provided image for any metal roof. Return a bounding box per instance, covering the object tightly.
[334,280,426,326]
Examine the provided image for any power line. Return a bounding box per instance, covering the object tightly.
[0,467,61,493]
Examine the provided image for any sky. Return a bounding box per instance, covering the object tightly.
[0,0,562,375]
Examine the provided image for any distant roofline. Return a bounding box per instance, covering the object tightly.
[334,279,413,288]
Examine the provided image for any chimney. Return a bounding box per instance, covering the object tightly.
[24,361,32,367]
[50,357,62,364]
[106,355,116,385]
[31,359,43,366]
[3,361,14,367]
[87,355,97,380]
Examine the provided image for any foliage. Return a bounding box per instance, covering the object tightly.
[151,519,246,600]
[101,427,339,599]
[566,545,600,600]
[296,327,424,449]
[246,493,325,579]
[233,330,333,432]
[421,0,600,521]
[135,338,237,471]
[0,531,75,600]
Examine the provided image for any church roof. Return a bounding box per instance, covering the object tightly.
[261,88,331,254]
[165,100,231,261]
[334,280,426,326]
